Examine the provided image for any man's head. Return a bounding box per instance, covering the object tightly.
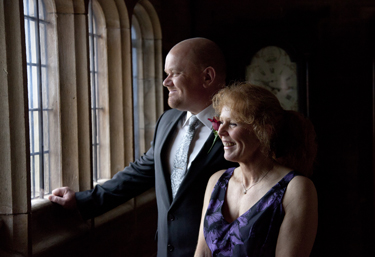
[163,38,226,114]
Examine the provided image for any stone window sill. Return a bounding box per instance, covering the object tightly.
[30,188,156,256]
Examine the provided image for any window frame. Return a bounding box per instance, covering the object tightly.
[24,0,61,199]
[132,0,164,160]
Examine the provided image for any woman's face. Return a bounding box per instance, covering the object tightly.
[218,106,261,164]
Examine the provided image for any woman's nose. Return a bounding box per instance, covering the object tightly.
[218,124,227,136]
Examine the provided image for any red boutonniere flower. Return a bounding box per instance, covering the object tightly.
[207,117,221,154]
[208,117,220,131]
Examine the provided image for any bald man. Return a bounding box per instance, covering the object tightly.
[49,38,236,257]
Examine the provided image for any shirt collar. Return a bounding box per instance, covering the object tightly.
[183,105,216,130]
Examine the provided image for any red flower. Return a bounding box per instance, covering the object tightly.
[207,117,220,154]
[208,117,220,131]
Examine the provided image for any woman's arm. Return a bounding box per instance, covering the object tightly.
[194,170,226,257]
[276,176,318,257]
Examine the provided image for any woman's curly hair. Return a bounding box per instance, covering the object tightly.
[212,82,317,176]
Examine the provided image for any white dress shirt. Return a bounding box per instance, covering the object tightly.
[165,105,216,175]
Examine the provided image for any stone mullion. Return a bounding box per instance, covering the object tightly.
[55,5,80,191]
[123,27,135,166]
[73,2,93,191]
[0,0,31,256]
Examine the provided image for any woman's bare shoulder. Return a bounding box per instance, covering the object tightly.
[289,175,316,191]
[211,169,227,179]
[207,169,229,188]
[283,175,317,209]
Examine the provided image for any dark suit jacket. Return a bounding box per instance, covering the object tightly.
[75,108,236,257]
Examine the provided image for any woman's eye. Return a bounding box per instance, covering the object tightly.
[229,123,237,127]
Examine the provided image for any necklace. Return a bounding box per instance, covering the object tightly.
[241,169,271,194]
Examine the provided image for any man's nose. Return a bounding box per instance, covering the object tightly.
[163,75,171,87]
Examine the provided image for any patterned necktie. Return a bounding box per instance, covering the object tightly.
[171,115,199,199]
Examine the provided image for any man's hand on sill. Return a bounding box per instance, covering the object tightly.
[48,187,77,210]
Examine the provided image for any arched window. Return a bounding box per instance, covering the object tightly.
[88,0,110,183]
[3,0,161,254]
[23,0,59,199]
[132,0,163,159]
[132,17,142,160]
[89,0,100,182]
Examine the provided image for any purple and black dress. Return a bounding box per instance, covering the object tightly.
[203,167,299,257]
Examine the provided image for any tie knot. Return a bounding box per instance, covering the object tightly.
[188,115,199,130]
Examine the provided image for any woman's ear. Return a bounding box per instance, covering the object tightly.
[202,66,216,88]
[265,124,273,138]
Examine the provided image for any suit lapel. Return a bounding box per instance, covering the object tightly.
[158,111,186,206]
[159,111,185,153]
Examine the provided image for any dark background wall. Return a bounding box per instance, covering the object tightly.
[154,0,375,256]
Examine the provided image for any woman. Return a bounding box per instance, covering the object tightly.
[195,83,318,257]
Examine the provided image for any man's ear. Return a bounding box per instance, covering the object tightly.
[202,66,216,88]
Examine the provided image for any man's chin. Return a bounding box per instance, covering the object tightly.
[168,98,181,109]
